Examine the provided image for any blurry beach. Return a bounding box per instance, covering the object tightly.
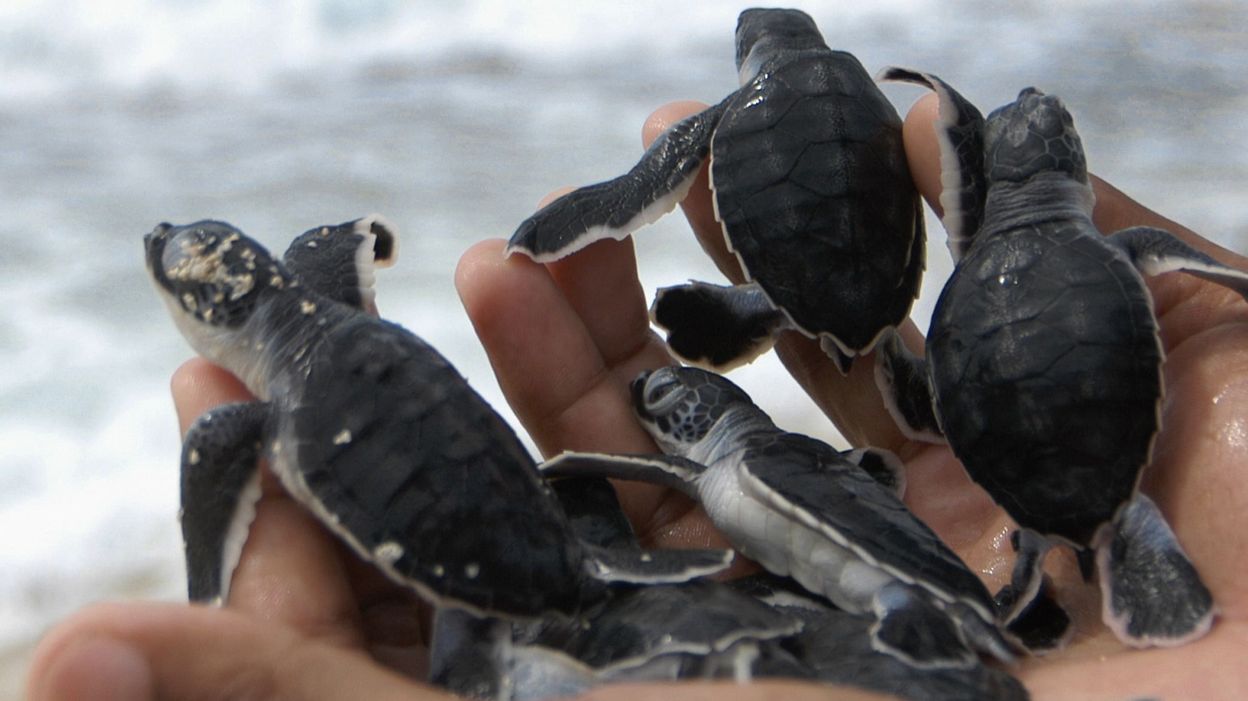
[1,0,1245,696]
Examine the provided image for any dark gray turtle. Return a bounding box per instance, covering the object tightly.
[729,573,1031,701]
[541,366,1017,669]
[429,477,807,700]
[507,8,924,373]
[144,218,733,617]
[874,68,1248,646]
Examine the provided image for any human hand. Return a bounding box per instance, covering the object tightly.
[497,96,1247,700]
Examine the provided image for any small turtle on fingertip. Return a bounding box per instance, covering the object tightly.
[145,218,733,619]
[508,8,924,373]
[874,67,1248,647]
[541,366,1017,670]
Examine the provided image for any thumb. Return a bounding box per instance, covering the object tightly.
[26,602,450,701]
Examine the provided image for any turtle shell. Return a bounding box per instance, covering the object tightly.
[927,220,1161,545]
[711,49,923,354]
[273,314,593,615]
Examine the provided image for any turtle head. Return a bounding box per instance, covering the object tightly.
[630,366,758,457]
[983,88,1088,186]
[145,220,282,330]
[735,8,825,84]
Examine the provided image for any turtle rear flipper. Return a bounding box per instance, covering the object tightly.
[874,330,945,443]
[1108,225,1248,300]
[1097,493,1215,646]
[877,67,987,261]
[179,401,270,605]
[843,446,906,499]
[870,582,977,669]
[651,281,792,371]
[506,97,733,263]
[283,215,398,315]
[1002,577,1073,653]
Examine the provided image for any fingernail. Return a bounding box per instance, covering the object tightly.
[29,636,154,701]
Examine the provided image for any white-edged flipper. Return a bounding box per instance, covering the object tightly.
[1097,493,1215,647]
[874,330,944,443]
[994,529,1052,625]
[507,97,733,262]
[179,401,270,605]
[282,215,398,315]
[583,544,733,585]
[870,582,977,670]
[650,281,793,371]
[877,67,987,262]
[540,451,705,496]
[1109,225,1248,300]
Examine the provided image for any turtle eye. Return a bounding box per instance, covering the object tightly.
[642,371,686,414]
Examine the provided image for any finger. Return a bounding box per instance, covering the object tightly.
[456,239,730,551]
[26,603,446,701]
[169,359,370,649]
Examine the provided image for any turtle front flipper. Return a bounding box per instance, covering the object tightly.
[650,281,793,371]
[180,401,271,605]
[1096,493,1215,647]
[282,215,398,315]
[874,330,945,443]
[1108,225,1248,300]
[541,453,733,584]
[877,67,987,262]
[506,97,733,262]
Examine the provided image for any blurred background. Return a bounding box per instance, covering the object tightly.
[1,0,1245,696]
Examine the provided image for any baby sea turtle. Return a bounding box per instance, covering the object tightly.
[144,218,732,618]
[541,366,1015,669]
[507,8,924,372]
[874,68,1248,646]
[729,573,1031,701]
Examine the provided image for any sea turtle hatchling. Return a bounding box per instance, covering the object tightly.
[541,366,1017,669]
[144,217,733,618]
[873,68,1248,646]
[507,8,924,373]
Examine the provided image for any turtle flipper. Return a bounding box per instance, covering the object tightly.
[1096,493,1215,647]
[583,543,733,585]
[843,447,906,499]
[877,67,987,262]
[179,401,270,605]
[870,582,977,669]
[282,215,398,315]
[1002,577,1073,653]
[650,281,793,371]
[994,529,1052,625]
[874,330,945,443]
[506,97,733,262]
[540,451,706,497]
[1108,225,1248,300]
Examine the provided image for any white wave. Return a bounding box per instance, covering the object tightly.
[0,0,969,101]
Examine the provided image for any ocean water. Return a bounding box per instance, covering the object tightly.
[1,0,1246,696]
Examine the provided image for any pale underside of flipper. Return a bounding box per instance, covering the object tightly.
[650,281,793,371]
[1109,225,1248,301]
[877,67,987,262]
[506,97,733,263]
[179,401,271,605]
[1096,493,1215,647]
[283,215,398,315]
